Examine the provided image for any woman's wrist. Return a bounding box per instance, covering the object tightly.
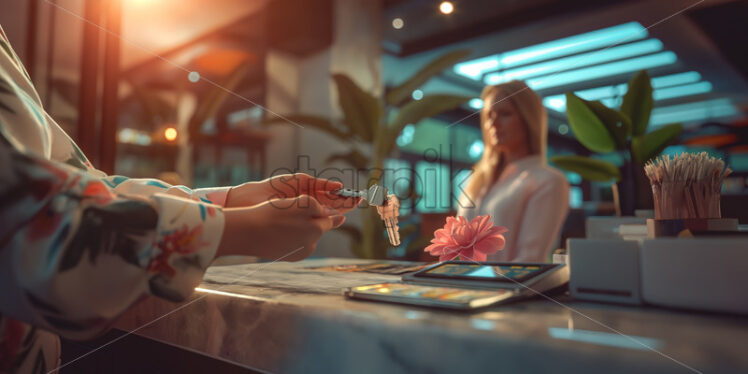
[216,207,261,258]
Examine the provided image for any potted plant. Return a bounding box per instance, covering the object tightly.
[550,70,683,216]
[265,50,472,258]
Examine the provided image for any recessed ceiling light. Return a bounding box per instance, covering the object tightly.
[439,1,454,15]
[392,18,404,29]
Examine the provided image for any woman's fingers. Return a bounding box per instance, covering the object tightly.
[293,173,343,194]
[331,215,346,228]
[313,214,345,233]
[313,191,360,212]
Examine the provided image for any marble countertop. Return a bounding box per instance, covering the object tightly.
[116,258,748,374]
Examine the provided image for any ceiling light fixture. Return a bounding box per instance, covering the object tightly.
[484,39,664,85]
[454,22,648,80]
[439,1,454,15]
[527,51,677,90]
[541,72,711,112]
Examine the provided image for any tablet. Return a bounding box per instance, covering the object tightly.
[343,282,514,310]
[414,262,556,283]
[401,261,569,292]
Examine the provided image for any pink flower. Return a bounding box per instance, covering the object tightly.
[424,215,507,262]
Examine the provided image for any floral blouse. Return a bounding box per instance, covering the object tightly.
[0,27,228,373]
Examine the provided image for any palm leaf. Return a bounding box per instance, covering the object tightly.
[386,49,471,106]
[332,74,381,142]
[565,93,616,153]
[550,155,621,182]
[621,70,653,136]
[631,123,683,164]
[584,100,632,150]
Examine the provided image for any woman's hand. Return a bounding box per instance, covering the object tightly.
[225,173,360,213]
[217,194,346,261]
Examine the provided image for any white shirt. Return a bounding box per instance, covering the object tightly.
[457,155,569,263]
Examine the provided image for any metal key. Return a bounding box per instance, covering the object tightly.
[332,185,401,246]
[331,185,387,206]
[377,195,401,247]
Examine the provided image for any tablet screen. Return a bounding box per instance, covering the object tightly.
[414,263,555,283]
[349,283,506,304]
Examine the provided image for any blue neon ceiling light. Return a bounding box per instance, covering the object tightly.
[651,71,701,88]
[541,72,712,112]
[499,22,648,68]
[543,83,713,112]
[547,97,738,128]
[650,98,738,126]
[527,51,677,90]
[653,81,712,101]
[454,22,648,80]
[484,39,663,85]
[454,56,499,79]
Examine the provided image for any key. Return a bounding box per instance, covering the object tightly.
[331,185,386,206]
[331,185,401,246]
[377,195,401,247]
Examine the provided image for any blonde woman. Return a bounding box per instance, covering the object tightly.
[457,81,569,263]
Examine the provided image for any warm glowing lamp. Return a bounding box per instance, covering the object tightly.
[439,1,454,14]
[164,127,178,142]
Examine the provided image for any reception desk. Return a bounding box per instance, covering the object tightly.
[111,258,748,374]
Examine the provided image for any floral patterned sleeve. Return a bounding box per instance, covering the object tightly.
[0,129,225,340]
[0,26,225,349]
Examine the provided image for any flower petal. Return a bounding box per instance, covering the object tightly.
[475,225,508,242]
[474,235,506,255]
[471,215,493,233]
[459,247,474,261]
[472,251,487,262]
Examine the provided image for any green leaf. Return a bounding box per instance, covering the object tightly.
[332,74,382,143]
[584,100,632,149]
[565,93,617,153]
[621,70,653,136]
[550,155,621,182]
[325,149,370,170]
[631,123,683,164]
[384,94,471,155]
[263,114,351,141]
[386,49,471,106]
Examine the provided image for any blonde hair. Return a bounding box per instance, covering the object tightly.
[463,81,548,202]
